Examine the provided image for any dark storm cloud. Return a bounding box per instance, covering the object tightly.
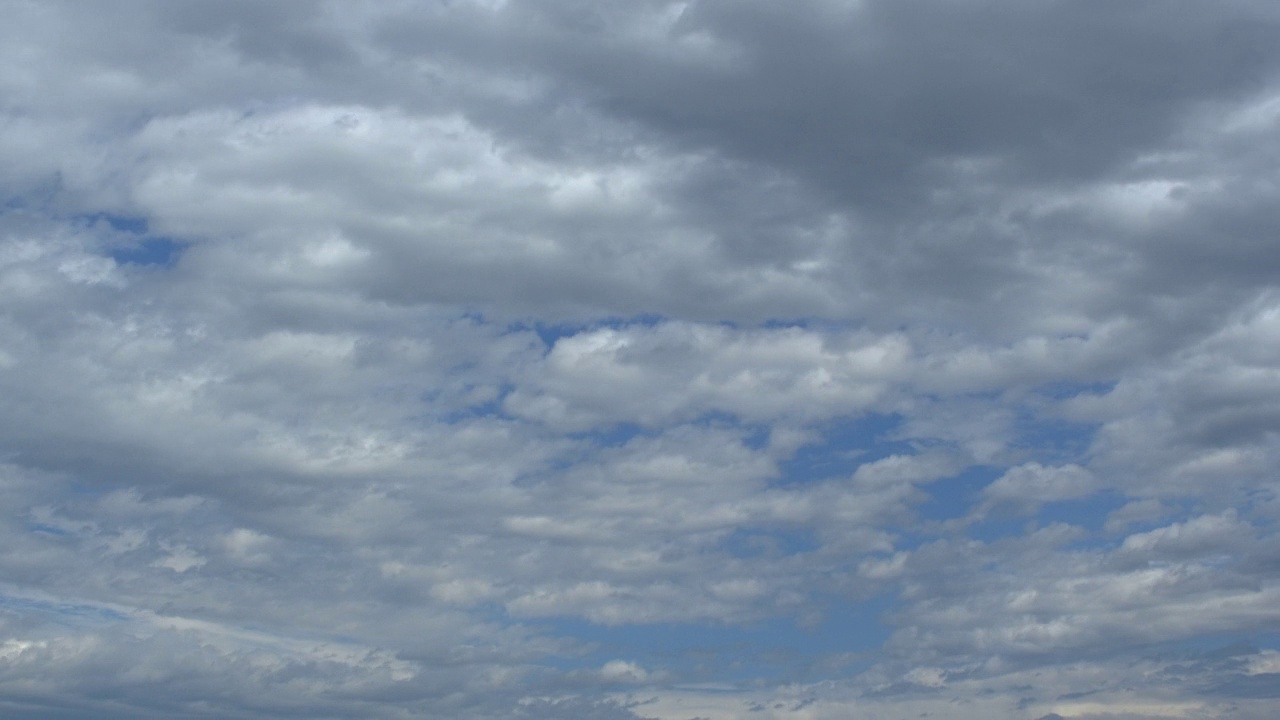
[374,0,1280,206]
[358,0,1280,336]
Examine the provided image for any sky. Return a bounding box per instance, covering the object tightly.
[1,1,1279,718]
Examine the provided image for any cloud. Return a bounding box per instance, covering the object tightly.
[976,463,1098,517]
[1,1,1278,718]
[506,322,910,429]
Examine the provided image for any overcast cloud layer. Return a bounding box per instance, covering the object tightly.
[2,1,1279,718]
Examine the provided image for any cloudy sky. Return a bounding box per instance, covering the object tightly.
[2,1,1279,718]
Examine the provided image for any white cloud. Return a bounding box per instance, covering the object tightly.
[1,1,1278,718]
[507,323,911,430]
[598,659,653,683]
[977,463,1098,517]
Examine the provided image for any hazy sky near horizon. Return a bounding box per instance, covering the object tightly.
[2,1,1280,718]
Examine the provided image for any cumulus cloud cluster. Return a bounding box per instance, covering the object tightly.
[2,1,1278,718]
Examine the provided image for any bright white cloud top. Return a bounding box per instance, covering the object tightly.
[1,2,1279,719]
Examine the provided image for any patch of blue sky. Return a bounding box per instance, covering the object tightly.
[758,317,818,331]
[742,424,770,450]
[962,514,1034,544]
[109,237,184,267]
[684,411,771,447]
[910,464,1002,537]
[568,422,649,448]
[581,313,666,329]
[26,522,72,537]
[515,429,661,484]
[0,594,128,625]
[524,320,590,350]
[81,213,186,268]
[1039,491,1127,534]
[561,413,759,450]
[1008,412,1098,465]
[755,316,876,333]
[808,591,897,654]
[507,314,669,351]
[775,412,910,487]
[919,464,999,522]
[1117,499,1195,532]
[723,526,820,558]
[534,605,891,684]
[91,213,148,235]
[434,385,512,425]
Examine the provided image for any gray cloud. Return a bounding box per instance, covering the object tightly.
[1,1,1278,718]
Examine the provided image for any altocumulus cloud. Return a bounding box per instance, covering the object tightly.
[1,1,1279,718]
